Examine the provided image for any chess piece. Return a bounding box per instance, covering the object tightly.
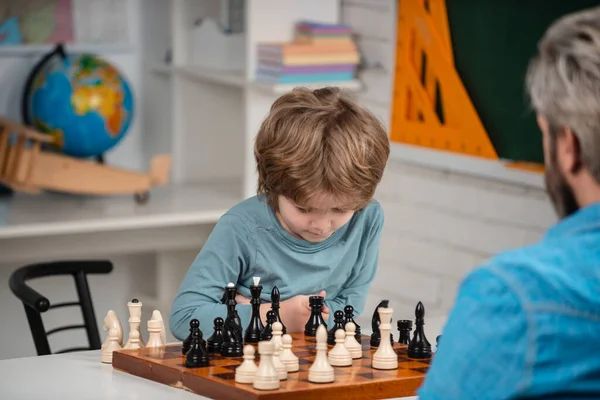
[151,310,166,345]
[344,305,361,340]
[253,341,280,390]
[183,319,206,354]
[279,334,299,372]
[308,325,334,383]
[370,300,393,347]
[186,328,209,367]
[102,310,123,349]
[244,277,265,343]
[127,299,145,347]
[260,310,276,341]
[146,319,164,348]
[372,308,398,370]
[101,328,122,363]
[407,301,432,359]
[304,295,327,336]
[270,286,286,334]
[436,335,442,352]
[328,328,352,366]
[328,310,346,345]
[397,320,412,345]
[344,322,362,359]
[207,317,224,353]
[221,283,243,357]
[235,345,258,384]
[123,318,144,350]
[270,322,287,380]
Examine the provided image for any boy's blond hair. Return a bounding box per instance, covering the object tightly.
[254,87,390,211]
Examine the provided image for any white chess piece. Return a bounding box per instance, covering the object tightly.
[253,341,280,390]
[123,330,142,350]
[308,324,334,383]
[102,310,123,349]
[269,322,287,380]
[124,317,145,349]
[344,322,362,359]
[151,310,166,345]
[101,328,122,363]
[372,307,398,370]
[328,328,353,366]
[146,319,163,348]
[279,334,299,372]
[127,299,145,347]
[235,345,258,384]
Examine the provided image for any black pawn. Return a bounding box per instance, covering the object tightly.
[260,310,275,341]
[244,280,265,343]
[407,301,432,359]
[270,286,286,334]
[186,329,209,368]
[327,310,346,345]
[344,305,361,340]
[304,295,327,336]
[206,317,224,353]
[182,318,201,354]
[370,300,394,347]
[397,319,412,345]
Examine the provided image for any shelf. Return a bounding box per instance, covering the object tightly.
[176,65,246,87]
[0,43,135,57]
[249,79,363,94]
[0,180,242,239]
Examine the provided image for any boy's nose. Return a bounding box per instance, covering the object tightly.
[311,219,331,233]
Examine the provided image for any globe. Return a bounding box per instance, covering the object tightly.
[22,47,134,158]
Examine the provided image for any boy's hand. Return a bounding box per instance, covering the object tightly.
[261,290,329,332]
[235,293,250,304]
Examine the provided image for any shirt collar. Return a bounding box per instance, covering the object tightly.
[546,201,600,239]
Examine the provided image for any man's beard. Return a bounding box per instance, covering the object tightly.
[545,151,579,220]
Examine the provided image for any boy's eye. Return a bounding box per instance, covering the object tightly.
[332,208,347,213]
[297,207,310,213]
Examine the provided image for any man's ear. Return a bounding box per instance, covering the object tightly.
[558,126,582,174]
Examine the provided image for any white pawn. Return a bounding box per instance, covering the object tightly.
[101,328,122,363]
[269,322,287,380]
[146,319,163,348]
[279,334,299,372]
[235,345,258,384]
[372,307,398,370]
[344,322,362,359]
[308,325,334,383]
[328,328,352,366]
[253,341,280,391]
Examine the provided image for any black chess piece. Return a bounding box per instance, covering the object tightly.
[206,317,224,353]
[327,310,346,345]
[344,305,361,340]
[244,279,265,343]
[182,318,200,354]
[220,283,243,357]
[407,301,432,359]
[304,295,327,336]
[270,286,286,334]
[186,328,209,367]
[397,319,412,345]
[370,300,394,347]
[260,310,276,340]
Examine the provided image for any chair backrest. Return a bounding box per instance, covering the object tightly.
[9,260,113,355]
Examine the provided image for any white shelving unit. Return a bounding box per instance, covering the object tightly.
[142,0,360,204]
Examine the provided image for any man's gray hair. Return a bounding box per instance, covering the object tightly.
[526,6,600,179]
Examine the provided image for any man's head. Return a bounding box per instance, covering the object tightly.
[254,87,390,242]
[526,6,600,219]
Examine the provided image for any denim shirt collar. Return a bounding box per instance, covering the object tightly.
[546,201,600,239]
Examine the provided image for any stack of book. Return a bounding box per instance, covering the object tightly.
[256,21,360,85]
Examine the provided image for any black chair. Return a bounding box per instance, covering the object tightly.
[9,260,113,355]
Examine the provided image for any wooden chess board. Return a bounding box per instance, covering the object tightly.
[112,333,431,399]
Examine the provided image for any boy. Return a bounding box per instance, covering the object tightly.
[169,87,390,340]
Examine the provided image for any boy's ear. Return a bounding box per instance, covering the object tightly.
[558,126,583,174]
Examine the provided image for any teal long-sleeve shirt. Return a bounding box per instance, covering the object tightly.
[169,195,384,340]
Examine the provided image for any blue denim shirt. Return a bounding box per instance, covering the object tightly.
[418,202,600,400]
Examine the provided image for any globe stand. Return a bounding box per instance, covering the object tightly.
[96,154,105,164]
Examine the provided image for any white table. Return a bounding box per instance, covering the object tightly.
[0,317,446,400]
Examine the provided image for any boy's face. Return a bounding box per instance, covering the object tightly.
[276,195,355,243]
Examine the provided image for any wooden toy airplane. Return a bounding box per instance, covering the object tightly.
[0,117,171,203]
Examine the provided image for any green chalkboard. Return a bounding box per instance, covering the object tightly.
[446,0,599,164]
